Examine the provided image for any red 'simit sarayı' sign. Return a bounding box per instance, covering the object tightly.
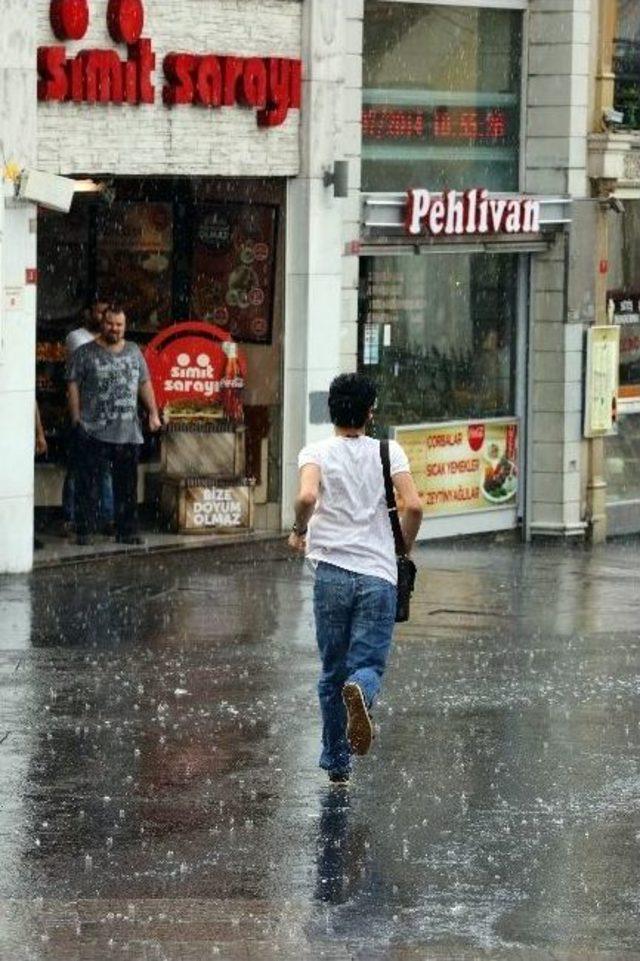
[144,322,247,420]
[38,0,302,127]
[405,188,541,238]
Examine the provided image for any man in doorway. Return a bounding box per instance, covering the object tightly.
[288,373,423,785]
[65,297,109,356]
[67,305,161,546]
[63,298,113,533]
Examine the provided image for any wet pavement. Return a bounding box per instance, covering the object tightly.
[1,537,639,960]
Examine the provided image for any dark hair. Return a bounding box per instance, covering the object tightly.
[106,302,126,317]
[328,373,377,428]
[85,295,107,311]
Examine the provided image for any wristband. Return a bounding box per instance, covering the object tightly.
[292,522,307,536]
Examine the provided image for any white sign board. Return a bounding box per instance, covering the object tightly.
[584,325,620,437]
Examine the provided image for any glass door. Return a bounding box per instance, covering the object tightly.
[358,250,526,538]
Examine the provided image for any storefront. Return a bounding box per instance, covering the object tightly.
[357,0,568,540]
[33,0,301,544]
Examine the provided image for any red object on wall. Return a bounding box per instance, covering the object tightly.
[467,423,486,453]
[50,0,89,41]
[162,53,300,126]
[599,259,609,274]
[362,105,509,143]
[38,38,155,104]
[39,1,302,124]
[107,0,144,45]
[26,268,38,285]
[144,322,247,419]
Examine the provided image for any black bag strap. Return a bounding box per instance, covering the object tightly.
[380,440,407,558]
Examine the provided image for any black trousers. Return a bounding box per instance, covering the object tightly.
[75,430,139,537]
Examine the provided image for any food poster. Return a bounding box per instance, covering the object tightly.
[96,203,173,332]
[190,204,277,344]
[394,419,519,517]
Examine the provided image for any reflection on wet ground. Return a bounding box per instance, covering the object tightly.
[0,538,639,959]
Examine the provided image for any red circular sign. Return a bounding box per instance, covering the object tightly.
[50,0,89,40]
[107,0,145,45]
[144,322,246,417]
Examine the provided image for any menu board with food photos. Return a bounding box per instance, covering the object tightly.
[96,202,174,333]
[393,418,519,517]
[190,204,277,344]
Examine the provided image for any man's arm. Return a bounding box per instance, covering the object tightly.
[392,472,423,553]
[139,380,161,432]
[67,380,81,426]
[288,463,320,553]
[35,403,48,456]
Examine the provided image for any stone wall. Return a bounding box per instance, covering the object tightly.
[37,0,302,176]
[527,0,592,536]
[281,0,363,524]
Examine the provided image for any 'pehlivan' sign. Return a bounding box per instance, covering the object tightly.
[405,189,541,238]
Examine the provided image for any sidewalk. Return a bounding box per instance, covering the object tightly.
[32,523,285,569]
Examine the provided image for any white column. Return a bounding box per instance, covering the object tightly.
[282,0,355,523]
[0,3,38,573]
[526,0,592,538]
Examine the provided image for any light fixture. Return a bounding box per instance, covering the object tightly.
[72,178,105,194]
[323,160,349,198]
[17,170,107,212]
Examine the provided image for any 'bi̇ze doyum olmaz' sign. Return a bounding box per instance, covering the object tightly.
[405,188,541,238]
[38,0,301,127]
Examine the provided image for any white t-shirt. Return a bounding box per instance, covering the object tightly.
[65,327,95,355]
[298,435,410,585]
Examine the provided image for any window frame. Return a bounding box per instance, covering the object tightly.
[362,1,528,194]
[376,0,527,9]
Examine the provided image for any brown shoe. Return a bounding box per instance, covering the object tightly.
[342,682,373,756]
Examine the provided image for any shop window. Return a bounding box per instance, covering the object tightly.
[362,2,522,192]
[614,1,640,128]
[36,178,283,465]
[358,253,518,430]
[606,199,640,505]
[37,206,92,449]
[190,204,277,343]
[96,202,174,332]
[606,416,640,503]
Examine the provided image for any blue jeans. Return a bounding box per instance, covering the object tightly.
[63,470,114,525]
[313,562,397,774]
[63,426,114,525]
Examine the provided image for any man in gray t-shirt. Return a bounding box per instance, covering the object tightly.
[67,306,161,546]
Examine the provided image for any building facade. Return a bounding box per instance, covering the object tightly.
[2,0,639,573]
[350,0,590,540]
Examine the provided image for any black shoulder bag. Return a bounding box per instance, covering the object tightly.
[380,440,417,623]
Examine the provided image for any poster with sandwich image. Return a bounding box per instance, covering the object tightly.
[190,203,277,344]
[393,418,519,517]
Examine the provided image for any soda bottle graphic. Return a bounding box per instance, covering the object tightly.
[221,342,244,422]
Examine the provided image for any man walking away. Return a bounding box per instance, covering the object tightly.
[289,373,423,785]
[67,305,161,546]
